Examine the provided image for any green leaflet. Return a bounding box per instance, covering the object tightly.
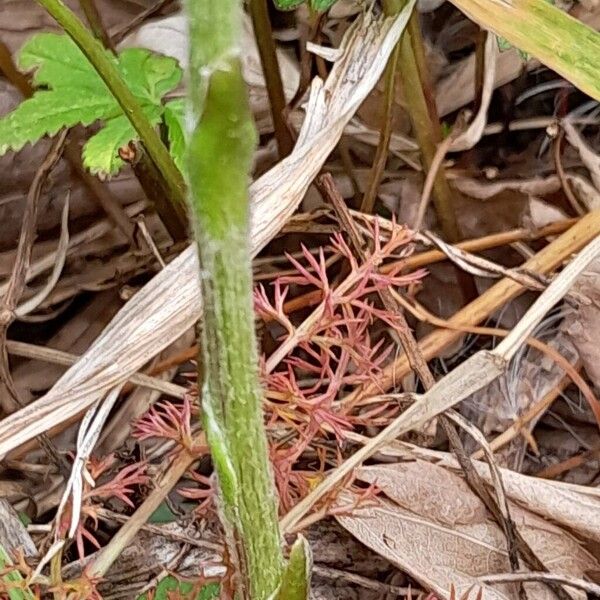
[0,33,184,177]
[0,545,35,600]
[136,576,219,600]
[275,536,312,600]
[273,0,337,11]
[163,99,187,174]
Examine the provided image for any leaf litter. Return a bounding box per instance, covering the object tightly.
[1,1,600,599]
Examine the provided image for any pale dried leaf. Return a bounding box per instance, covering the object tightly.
[449,34,498,152]
[336,461,598,599]
[563,120,600,192]
[564,257,600,392]
[426,452,600,544]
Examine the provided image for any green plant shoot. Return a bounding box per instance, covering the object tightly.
[0,33,186,176]
[273,0,338,12]
[184,0,310,598]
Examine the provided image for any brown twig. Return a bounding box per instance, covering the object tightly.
[79,0,114,51]
[553,128,584,216]
[88,444,201,578]
[249,0,294,158]
[110,0,177,46]
[349,210,600,403]
[482,572,600,596]
[319,173,538,596]
[0,132,70,472]
[360,33,400,213]
[534,442,600,479]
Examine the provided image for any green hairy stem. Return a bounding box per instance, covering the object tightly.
[35,0,187,210]
[184,1,309,598]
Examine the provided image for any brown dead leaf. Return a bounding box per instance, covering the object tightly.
[425,452,600,545]
[565,257,600,393]
[336,461,599,600]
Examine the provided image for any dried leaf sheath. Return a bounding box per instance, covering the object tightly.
[184,1,283,598]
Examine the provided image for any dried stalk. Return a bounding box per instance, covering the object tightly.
[398,9,460,242]
[281,232,600,544]
[351,210,600,401]
[360,0,401,214]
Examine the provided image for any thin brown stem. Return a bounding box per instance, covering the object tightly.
[110,0,177,46]
[360,43,400,213]
[250,0,294,157]
[79,0,114,51]
[554,129,584,216]
[0,132,71,474]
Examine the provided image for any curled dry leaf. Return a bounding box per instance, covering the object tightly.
[0,4,419,457]
[564,257,600,393]
[563,120,600,192]
[415,450,600,545]
[336,461,599,600]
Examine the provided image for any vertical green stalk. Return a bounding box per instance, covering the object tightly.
[184,1,286,598]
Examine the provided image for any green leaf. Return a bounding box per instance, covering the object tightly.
[118,49,182,104]
[0,90,117,155]
[272,0,305,10]
[163,99,187,174]
[309,0,338,11]
[136,576,219,600]
[148,500,179,524]
[276,536,312,600]
[0,545,35,600]
[17,513,31,527]
[83,104,162,176]
[0,32,183,177]
[272,0,337,10]
[19,32,113,94]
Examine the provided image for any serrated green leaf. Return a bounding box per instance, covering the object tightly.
[18,32,113,93]
[83,104,162,176]
[118,49,182,103]
[0,90,116,155]
[164,99,186,173]
[272,0,305,10]
[136,576,219,600]
[0,32,184,177]
[310,0,338,11]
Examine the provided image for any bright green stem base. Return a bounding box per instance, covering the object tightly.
[185,1,285,597]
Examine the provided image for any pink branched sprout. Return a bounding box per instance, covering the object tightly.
[255,220,424,515]
[133,395,206,454]
[178,470,216,516]
[58,454,149,559]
